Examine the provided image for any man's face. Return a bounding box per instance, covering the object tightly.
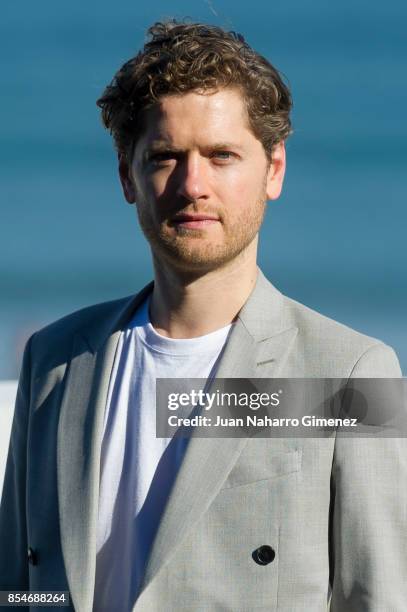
[119,87,286,273]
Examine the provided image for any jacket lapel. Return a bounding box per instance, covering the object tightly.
[58,284,154,612]
[57,332,119,612]
[136,270,298,604]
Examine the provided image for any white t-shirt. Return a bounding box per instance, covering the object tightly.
[93,296,232,611]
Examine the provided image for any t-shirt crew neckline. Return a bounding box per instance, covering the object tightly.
[130,296,233,356]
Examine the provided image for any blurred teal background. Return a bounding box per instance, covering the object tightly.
[1,0,406,377]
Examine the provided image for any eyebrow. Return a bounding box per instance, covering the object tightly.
[144,141,245,155]
[146,142,183,152]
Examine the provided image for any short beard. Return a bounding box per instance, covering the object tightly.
[136,187,267,274]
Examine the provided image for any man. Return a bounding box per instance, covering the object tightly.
[0,20,405,612]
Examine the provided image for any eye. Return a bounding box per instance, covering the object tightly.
[148,151,178,165]
[211,151,236,163]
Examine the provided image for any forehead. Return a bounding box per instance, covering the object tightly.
[137,88,253,147]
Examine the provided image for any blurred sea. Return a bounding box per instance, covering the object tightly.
[1,0,406,378]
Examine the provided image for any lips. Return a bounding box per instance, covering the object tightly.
[172,213,220,229]
[173,213,219,221]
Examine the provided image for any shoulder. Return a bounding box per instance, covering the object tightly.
[283,293,375,349]
[34,295,133,342]
[281,294,401,377]
[28,295,136,375]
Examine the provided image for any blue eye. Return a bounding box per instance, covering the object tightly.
[213,151,232,159]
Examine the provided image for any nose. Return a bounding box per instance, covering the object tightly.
[176,153,210,201]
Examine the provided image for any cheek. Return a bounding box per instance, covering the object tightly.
[147,173,174,202]
[135,176,165,206]
[216,170,266,208]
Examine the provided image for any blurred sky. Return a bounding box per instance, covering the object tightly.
[1,0,406,377]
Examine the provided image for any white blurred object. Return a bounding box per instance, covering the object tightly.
[0,381,17,500]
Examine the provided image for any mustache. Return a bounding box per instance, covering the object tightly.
[159,200,224,222]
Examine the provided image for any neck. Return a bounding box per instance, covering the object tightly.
[149,243,258,339]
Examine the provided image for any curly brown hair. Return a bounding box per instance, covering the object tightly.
[97,20,292,160]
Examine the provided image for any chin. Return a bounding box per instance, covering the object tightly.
[158,243,246,274]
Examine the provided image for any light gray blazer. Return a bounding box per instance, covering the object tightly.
[0,269,405,611]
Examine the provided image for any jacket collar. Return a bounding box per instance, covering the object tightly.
[82,268,294,354]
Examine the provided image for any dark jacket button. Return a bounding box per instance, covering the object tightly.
[252,545,275,565]
[28,547,37,566]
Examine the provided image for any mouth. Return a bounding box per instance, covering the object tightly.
[171,213,220,229]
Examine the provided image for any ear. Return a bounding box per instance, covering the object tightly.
[118,153,137,204]
[265,141,286,201]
